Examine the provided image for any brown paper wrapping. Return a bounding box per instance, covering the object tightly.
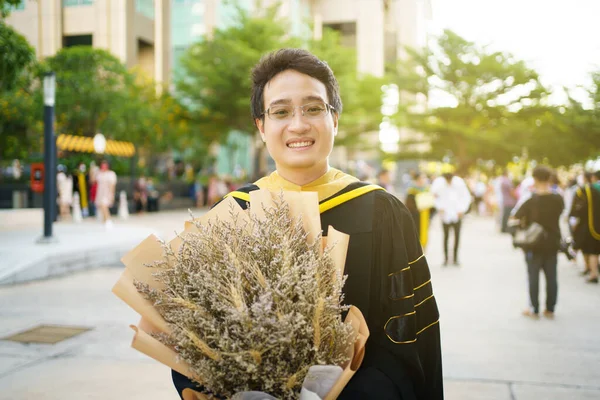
[250,190,321,245]
[112,269,171,334]
[323,306,369,400]
[130,323,192,379]
[113,190,369,399]
[325,226,350,278]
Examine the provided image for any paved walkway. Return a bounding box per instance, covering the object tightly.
[0,212,599,399]
[0,208,208,285]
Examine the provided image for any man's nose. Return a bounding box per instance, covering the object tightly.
[287,109,310,132]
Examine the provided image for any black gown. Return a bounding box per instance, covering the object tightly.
[570,183,600,255]
[172,181,443,400]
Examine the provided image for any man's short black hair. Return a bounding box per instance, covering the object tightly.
[532,165,553,182]
[250,48,342,122]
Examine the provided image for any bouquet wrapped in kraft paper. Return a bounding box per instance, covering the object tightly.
[112,190,369,399]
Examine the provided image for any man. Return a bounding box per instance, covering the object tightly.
[431,172,471,266]
[377,168,394,193]
[406,173,433,250]
[514,166,564,318]
[500,170,518,233]
[172,49,443,399]
[570,169,600,283]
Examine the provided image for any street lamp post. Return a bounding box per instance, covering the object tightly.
[39,72,57,243]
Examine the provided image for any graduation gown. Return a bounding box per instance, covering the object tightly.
[570,183,600,254]
[172,169,443,400]
[405,186,432,250]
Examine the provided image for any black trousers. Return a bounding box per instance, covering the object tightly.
[526,251,558,313]
[443,220,462,262]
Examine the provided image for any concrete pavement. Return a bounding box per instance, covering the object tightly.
[0,212,599,399]
[0,208,208,285]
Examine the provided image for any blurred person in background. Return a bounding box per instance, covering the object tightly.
[95,160,117,229]
[73,162,90,218]
[472,175,488,215]
[406,172,433,250]
[134,176,148,214]
[569,170,600,283]
[56,164,73,221]
[146,178,159,212]
[513,166,564,318]
[500,169,518,233]
[377,168,394,193]
[431,172,472,266]
[88,161,98,217]
[11,159,22,180]
[206,174,221,207]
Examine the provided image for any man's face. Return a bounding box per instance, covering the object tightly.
[256,69,338,176]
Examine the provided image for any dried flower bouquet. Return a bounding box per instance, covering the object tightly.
[112,190,369,399]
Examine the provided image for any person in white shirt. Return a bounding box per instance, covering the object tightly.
[431,173,472,265]
[56,165,73,220]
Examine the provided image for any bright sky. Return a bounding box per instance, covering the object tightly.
[430,0,600,104]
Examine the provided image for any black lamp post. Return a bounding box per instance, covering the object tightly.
[38,72,57,243]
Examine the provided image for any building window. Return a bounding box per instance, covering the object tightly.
[324,22,357,48]
[63,0,94,6]
[136,0,155,19]
[5,0,25,11]
[63,35,93,47]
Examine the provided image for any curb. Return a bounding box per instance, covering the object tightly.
[0,244,136,286]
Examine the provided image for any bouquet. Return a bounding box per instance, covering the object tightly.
[112,190,369,399]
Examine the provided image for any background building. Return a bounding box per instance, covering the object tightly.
[5,0,171,86]
[5,0,431,178]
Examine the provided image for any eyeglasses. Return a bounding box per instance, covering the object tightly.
[262,102,335,121]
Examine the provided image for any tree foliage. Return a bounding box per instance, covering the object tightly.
[308,29,386,151]
[392,29,600,168]
[175,3,385,154]
[40,47,191,153]
[0,0,23,18]
[175,3,297,143]
[0,21,38,161]
[393,30,548,169]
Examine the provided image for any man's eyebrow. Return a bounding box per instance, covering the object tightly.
[303,95,326,103]
[268,98,292,107]
[267,96,326,107]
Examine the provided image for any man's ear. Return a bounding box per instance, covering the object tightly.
[256,118,266,142]
[332,113,339,137]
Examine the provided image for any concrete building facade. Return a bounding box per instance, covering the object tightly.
[312,0,432,77]
[5,0,171,86]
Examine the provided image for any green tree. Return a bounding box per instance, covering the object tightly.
[176,3,386,171]
[0,0,23,18]
[175,2,297,143]
[43,47,137,139]
[23,46,194,166]
[0,20,35,92]
[393,29,548,170]
[0,21,38,162]
[308,29,386,152]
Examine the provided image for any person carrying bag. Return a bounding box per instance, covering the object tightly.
[512,166,564,319]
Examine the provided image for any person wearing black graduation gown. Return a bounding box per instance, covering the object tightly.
[171,48,443,400]
[570,171,600,283]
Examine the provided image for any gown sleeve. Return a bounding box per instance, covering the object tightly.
[370,192,443,400]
